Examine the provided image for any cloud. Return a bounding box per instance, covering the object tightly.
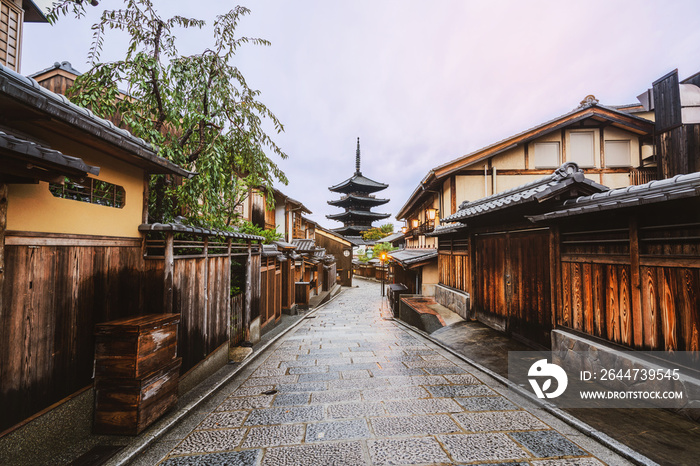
[21,0,700,231]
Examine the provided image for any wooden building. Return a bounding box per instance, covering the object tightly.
[530,172,700,353]
[435,162,607,347]
[0,0,45,72]
[311,222,353,287]
[0,63,193,432]
[637,69,700,179]
[327,138,390,236]
[393,97,656,301]
[0,60,267,442]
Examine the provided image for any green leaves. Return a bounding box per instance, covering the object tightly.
[57,1,288,229]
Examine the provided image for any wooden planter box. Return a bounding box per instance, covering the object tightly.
[93,313,181,435]
[295,281,310,309]
[94,314,180,379]
[94,357,181,435]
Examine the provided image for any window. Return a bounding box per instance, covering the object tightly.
[570,132,595,167]
[534,142,560,168]
[605,140,631,167]
[49,177,125,208]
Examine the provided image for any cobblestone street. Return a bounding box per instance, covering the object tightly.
[138,280,632,466]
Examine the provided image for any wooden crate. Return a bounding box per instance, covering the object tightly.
[94,358,181,435]
[295,281,310,309]
[94,314,180,379]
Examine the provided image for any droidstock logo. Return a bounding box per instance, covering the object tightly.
[528,359,568,399]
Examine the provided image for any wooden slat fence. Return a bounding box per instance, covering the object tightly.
[558,220,700,352]
[0,235,147,432]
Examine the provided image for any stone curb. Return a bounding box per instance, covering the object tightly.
[107,288,346,466]
[392,318,659,466]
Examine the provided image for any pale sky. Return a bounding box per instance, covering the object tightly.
[22,0,700,230]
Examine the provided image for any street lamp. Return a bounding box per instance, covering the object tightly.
[379,251,387,297]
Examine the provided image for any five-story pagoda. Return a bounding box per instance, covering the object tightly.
[327,138,390,236]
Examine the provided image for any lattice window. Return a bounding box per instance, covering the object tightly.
[0,1,21,71]
[49,177,126,208]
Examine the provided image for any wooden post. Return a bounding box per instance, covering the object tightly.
[226,238,232,342]
[164,232,174,314]
[629,217,643,348]
[0,183,7,316]
[202,236,209,345]
[244,240,252,342]
[142,174,150,224]
[549,225,562,330]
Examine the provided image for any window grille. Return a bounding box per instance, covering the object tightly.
[49,177,126,208]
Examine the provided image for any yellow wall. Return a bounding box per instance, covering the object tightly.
[7,145,145,238]
[421,261,439,296]
[492,145,525,169]
[455,173,489,205]
[603,126,641,167]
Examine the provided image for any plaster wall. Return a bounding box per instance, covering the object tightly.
[7,147,145,238]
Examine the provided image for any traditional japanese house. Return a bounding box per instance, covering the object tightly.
[0,62,195,431]
[0,0,46,72]
[0,60,267,445]
[313,223,353,287]
[327,137,390,236]
[393,97,656,302]
[434,162,607,348]
[530,172,700,355]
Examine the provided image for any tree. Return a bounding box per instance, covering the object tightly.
[48,1,288,229]
[361,223,394,241]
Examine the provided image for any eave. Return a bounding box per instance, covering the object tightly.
[326,210,391,221]
[396,103,653,220]
[0,64,193,178]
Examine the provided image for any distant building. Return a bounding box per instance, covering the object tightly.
[327,137,390,237]
[0,0,46,72]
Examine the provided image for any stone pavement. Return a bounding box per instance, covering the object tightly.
[133,280,634,465]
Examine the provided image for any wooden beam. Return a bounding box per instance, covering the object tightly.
[0,184,6,319]
[629,218,643,348]
[599,126,606,185]
[164,232,174,314]
[226,238,232,342]
[561,129,567,164]
[450,175,457,215]
[202,236,209,339]
[142,173,150,224]
[244,240,252,342]
[549,225,560,330]
[524,143,529,170]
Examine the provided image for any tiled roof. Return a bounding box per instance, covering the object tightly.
[328,173,388,193]
[530,172,700,221]
[426,223,468,237]
[376,232,405,243]
[138,223,264,241]
[29,61,83,79]
[388,248,438,267]
[326,209,391,220]
[441,163,607,223]
[0,64,192,178]
[344,235,375,246]
[262,244,282,257]
[291,238,316,252]
[0,130,99,177]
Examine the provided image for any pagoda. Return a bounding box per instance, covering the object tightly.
[327,138,390,237]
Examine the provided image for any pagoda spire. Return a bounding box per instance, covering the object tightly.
[355,137,361,175]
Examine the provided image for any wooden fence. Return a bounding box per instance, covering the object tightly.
[0,234,147,433]
[260,256,281,328]
[0,230,260,433]
[557,217,700,352]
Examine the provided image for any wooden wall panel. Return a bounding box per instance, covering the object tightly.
[0,243,144,432]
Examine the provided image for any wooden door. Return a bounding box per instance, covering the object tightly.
[474,230,551,347]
